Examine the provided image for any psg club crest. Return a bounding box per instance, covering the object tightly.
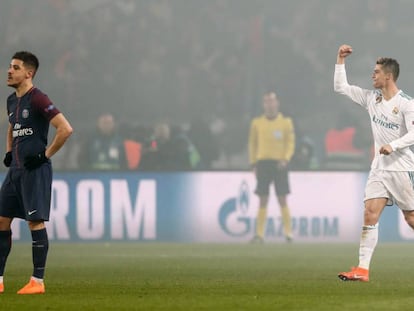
[22,109,29,119]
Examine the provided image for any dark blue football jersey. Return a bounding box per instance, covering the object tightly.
[7,87,60,168]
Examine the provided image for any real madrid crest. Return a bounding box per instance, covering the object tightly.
[22,109,29,119]
[392,107,399,114]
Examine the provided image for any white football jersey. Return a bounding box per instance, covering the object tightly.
[334,64,414,171]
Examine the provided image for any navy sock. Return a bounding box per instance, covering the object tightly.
[31,228,49,279]
[0,230,12,276]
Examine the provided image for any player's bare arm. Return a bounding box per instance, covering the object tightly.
[6,124,12,152]
[45,113,73,159]
[337,44,353,64]
[2,124,13,167]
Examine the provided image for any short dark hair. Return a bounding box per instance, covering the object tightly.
[376,57,399,81]
[12,51,39,77]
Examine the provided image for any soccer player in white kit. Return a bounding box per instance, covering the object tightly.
[334,44,414,282]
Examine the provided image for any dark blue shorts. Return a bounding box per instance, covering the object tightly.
[255,160,290,197]
[0,164,52,221]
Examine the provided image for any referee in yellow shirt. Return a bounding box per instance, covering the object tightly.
[249,92,295,243]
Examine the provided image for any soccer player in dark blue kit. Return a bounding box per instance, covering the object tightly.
[0,51,73,294]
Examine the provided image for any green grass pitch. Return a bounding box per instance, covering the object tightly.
[1,243,414,310]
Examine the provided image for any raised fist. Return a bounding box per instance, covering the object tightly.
[338,45,353,58]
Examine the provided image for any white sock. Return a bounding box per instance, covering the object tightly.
[0,276,3,283]
[358,223,379,270]
[31,276,43,284]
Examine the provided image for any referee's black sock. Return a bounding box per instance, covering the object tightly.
[0,230,12,277]
[31,228,49,280]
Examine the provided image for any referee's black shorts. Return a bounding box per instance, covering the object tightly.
[0,164,52,221]
[255,159,290,197]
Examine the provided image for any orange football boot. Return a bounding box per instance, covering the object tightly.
[338,266,369,282]
[17,278,45,294]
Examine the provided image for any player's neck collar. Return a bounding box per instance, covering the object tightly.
[15,85,35,98]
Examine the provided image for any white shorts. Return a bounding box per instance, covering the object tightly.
[364,169,414,211]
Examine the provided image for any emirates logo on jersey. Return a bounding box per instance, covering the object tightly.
[12,123,33,137]
[372,114,399,130]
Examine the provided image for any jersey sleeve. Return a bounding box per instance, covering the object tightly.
[334,64,371,109]
[31,90,61,121]
[248,119,258,165]
[389,100,414,150]
[284,118,295,162]
[6,94,13,118]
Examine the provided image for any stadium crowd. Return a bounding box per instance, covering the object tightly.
[1,0,410,171]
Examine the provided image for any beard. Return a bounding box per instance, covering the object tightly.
[7,80,19,89]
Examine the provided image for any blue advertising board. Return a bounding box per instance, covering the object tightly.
[1,171,411,243]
